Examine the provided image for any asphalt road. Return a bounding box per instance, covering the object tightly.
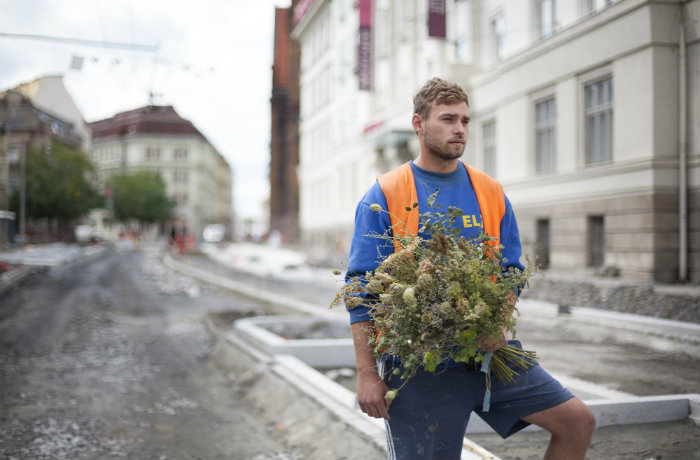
[0,246,308,460]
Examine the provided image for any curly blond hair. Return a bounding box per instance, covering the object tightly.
[413,77,469,119]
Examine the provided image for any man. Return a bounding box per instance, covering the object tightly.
[345,78,595,460]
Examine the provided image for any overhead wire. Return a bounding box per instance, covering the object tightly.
[0,32,158,51]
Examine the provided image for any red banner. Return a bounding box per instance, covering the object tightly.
[357,0,372,90]
[428,0,446,39]
[359,0,372,26]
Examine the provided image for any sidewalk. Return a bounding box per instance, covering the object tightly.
[0,243,105,296]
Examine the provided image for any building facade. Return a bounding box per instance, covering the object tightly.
[90,105,233,242]
[293,0,374,261]
[270,5,301,244]
[0,84,84,244]
[292,0,699,283]
[6,75,91,151]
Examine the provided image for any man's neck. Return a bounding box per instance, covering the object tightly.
[413,154,461,174]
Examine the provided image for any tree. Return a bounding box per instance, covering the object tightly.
[112,170,174,225]
[10,142,103,235]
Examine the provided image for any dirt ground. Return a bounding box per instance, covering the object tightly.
[468,419,700,460]
[0,246,310,460]
[2,245,699,460]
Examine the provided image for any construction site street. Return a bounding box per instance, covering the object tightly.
[0,241,698,460]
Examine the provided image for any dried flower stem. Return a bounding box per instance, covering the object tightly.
[333,192,538,398]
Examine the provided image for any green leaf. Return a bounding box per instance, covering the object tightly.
[454,347,476,363]
[454,328,478,346]
[423,351,441,373]
[426,191,438,207]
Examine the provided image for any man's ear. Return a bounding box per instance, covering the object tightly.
[412,114,423,135]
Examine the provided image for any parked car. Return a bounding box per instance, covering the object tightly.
[202,224,225,243]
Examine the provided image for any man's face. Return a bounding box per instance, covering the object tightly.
[420,102,470,161]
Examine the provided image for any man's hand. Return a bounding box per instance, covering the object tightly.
[476,326,509,352]
[356,368,392,420]
[478,293,517,352]
[352,321,392,420]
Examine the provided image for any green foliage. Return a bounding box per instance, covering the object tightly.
[333,191,537,396]
[112,171,175,224]
[10,142,102,221]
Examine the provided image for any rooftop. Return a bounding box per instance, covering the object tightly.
[90,105,205,140]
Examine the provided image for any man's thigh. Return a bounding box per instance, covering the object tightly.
[475,341,575,438]
[522,396,593,434]
[384,364,482,460]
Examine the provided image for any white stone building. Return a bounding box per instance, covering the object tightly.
[90,105,233,242]
[292,0,698,283]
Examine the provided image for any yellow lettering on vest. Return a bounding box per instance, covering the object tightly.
[463,215,483,228]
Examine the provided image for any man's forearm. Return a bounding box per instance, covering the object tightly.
[351,320,392,419]
[351,321,377,374]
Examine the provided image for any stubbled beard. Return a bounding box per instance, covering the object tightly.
[423,128,465,160]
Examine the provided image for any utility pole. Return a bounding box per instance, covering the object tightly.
[17,141,26,244]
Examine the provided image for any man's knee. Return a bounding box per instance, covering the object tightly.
[553,398,596,439]
[570,401,595,432]
[524,397,596,438]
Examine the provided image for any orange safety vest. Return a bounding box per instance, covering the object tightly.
[377,161,505,252]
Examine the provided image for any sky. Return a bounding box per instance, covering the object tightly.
[0,0,290,221]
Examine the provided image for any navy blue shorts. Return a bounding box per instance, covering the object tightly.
[380,340,574,460]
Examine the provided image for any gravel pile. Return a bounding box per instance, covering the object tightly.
[523,275,700,323]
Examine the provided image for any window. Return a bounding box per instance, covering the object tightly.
[452,0,471,62]
[588,215,605,266]
[483,121,496,176]
[174,147,188,160]
[491,14,505,61]
[173,170,188,183]
[584,77,613,164]
[146,147,161,161]
[535,98,556,172]
[584,0,614,14]
[7,146,20,164]
[8,106,21,120]
[536,218,550,269]
[538,0,555,38]
[174,192,188,205]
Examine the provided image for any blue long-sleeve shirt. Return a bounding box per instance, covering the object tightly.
[346,161,525,324]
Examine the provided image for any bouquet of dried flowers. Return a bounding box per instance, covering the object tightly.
[333,192,537,401]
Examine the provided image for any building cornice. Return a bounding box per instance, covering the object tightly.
[291,0,327,40]
[470,0,653,88]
